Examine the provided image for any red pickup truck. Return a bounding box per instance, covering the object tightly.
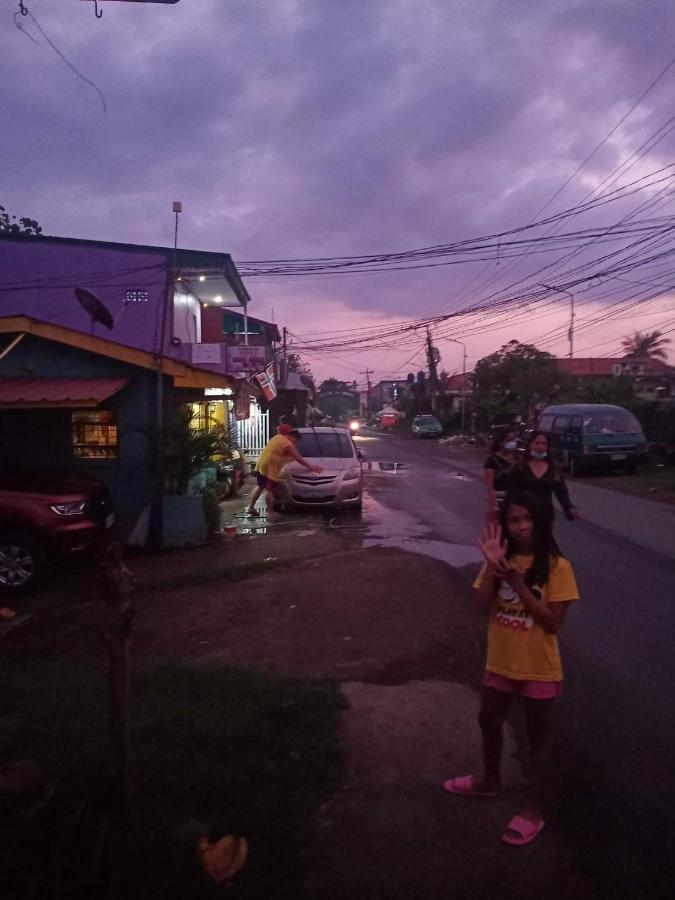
[0,469,114,595]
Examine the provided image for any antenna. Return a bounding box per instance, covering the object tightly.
[75,287,115,335]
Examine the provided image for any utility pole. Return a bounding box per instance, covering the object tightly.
[281,326,288,388]
[539,283,575,358]
[426,328,439,388]
[360,368,374,418]
[426,327,439,413]
[446,337,467,435]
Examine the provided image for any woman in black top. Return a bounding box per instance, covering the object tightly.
[508,430,580,524]
[483,426,519,520]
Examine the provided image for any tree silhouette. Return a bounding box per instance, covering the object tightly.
[621,330,671,361]
[0,204,42,236]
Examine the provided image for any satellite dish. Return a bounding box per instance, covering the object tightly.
[75,288,115,334]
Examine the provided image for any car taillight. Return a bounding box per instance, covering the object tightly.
[50,500,87,516]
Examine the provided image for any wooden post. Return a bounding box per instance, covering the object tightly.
[98,542,136,811]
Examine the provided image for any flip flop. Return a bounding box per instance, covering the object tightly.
[442,775,498,797]
[501,815,545,846]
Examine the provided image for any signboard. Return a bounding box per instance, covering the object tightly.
[235,384,252,421]
[226,345,266,374]
[191,343,223,365]
[204,387,233,397]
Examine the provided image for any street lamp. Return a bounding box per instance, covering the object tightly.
[446,338,467,434]
[539,283,575,358]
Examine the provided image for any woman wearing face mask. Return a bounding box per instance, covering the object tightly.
[484,427,520,521]
[509,431,580,526]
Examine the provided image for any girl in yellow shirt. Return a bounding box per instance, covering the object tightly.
[443,489,579,847]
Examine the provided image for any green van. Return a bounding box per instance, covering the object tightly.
[537,404,647,475]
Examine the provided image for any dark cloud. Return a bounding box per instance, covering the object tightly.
[2,0,675,374]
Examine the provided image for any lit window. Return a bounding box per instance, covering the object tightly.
[71,410,118,460]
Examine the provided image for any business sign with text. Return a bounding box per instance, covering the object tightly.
[226,345,267,374]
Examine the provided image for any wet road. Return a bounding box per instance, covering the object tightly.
[357,429,675,898]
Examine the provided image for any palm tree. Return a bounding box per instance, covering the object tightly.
[621,329,672,361]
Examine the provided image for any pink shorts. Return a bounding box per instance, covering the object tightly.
[483,671,563,699]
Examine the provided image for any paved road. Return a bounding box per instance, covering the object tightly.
[357,429,675,898]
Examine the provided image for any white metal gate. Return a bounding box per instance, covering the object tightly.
[236,407,270,469]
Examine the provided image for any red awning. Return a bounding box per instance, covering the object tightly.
[0,377,129,408]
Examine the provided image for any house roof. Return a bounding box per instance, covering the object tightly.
[0,376,129,408]
[557,358,615,376]
[0,232,252,310]
[445,372,473,391]
[0,316,234,390]
[557,357,675,377]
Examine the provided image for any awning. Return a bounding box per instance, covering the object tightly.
[0,377,129,408]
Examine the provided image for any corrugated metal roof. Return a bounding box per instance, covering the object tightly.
[0,377,129,407]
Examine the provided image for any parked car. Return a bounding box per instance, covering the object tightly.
[0,469,114,594]
[411,415,443,438]
[276,427,363,510]
[537,404,648,474]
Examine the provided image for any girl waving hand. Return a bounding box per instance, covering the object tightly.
[443,490,580,846]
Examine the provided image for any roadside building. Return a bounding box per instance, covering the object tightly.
[0,316,234,534]
[557,356,675,400]
[0,233,254,536]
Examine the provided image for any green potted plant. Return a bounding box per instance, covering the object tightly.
[160,409,235,547]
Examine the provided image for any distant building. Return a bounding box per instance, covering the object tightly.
[557,357,674,400]
[370,379,402,411]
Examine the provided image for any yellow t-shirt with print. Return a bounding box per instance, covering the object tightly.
[256,434,294,482]
[474,555,579,682]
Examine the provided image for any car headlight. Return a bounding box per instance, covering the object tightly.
[50,500,87,516]
[350,421,359,431]
[343,467,361,482]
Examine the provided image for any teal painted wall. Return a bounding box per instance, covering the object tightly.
[0,334,168,533]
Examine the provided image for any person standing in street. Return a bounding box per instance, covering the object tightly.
[508,431,580,527]
[443,490,580,846]
[483,426,519,521]
[247,425,322,517]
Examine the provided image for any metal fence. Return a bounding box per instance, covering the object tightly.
[235,408,270,469]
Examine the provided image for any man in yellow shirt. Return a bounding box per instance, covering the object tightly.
[247,425,322,517]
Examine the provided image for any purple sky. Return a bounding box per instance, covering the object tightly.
[3,0,675,383]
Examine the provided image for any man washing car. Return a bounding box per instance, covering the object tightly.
[247,424,322,517]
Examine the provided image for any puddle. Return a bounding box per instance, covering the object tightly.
[364,461,410,476]
[360,494,481,568]
[363,537,482,567]
[375,461,408,473]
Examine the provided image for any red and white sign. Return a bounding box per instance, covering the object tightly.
[226,345,266,374]
[254,363,278,402]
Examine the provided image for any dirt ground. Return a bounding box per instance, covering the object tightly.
[4,534,483,687]
[3,529,599,900]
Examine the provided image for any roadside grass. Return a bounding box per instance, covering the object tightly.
[0,660,345,899]
[579,463,675,505]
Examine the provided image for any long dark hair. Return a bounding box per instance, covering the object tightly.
[490,426,519,455]
[499,489,558,586]
[516,429,560,476]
